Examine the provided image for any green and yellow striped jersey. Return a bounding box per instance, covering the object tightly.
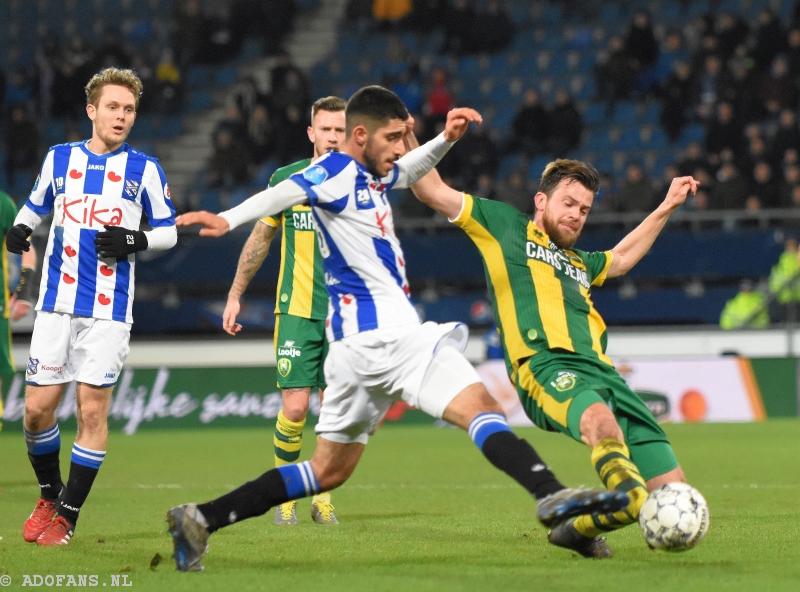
[0,191,18,321]
[453,194,613,381]
[261,159,328,320]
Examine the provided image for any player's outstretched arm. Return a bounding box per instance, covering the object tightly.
[223,221,278,335]
[392,108,482,190]
[607,176,698,278]
[176,181,307,236]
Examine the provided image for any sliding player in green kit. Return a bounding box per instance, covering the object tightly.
[410,138,700,557]
[222,97,346,525]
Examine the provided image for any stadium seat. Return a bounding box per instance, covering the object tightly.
[583,103,607,126]
[214,66,238,87]
[528,156,552,181]
[496,154,525,181]
[617,128,642,151]
[584,129,611,151]
[158,116,182,139]
[643,128,669,150]
[228,188,251,209]
[641,102,661,125]
[598,4,621,24]
[677,123,706,146]
[338,36,359,57]
[657,1,681,24]
[187,91,212,112]
[457,56,482,79]
[198,190,221,212]
[686,1,711,19]
[186,66,211,90]
[611,102,638,126]
[131,116,155,140]
[539,4,562,25]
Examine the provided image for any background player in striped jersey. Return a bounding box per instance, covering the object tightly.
[0,188,38,431]
[409,152,699,558]
[168,86,627,572]
[5,68,177,546]
[222,96,346,525]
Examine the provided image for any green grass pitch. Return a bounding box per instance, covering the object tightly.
[1,421,799,591]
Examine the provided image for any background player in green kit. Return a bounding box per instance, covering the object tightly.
[409,140,701,558]
[0,189,38,431]
[222,96,346,525]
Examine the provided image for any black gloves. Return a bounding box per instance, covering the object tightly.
[6,224,32,254]
[94,225,148,259]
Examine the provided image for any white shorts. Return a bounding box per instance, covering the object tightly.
[317,322,481,444]
[26,311,131,387]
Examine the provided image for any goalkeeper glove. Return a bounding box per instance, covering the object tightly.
[6,224,32,254]
[94,225,148,259]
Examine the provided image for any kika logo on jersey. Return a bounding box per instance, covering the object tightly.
[526,242,590,289]
[87,164,105,170]
[303,165,328,185]
[27,357,39,375]
[125,179,140,197]
[62,196,122,228]
[277,340,302,358]
[551,371,577,392]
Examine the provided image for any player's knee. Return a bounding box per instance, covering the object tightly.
[442,382,503,429]
[77,405,108,434]
[579,402,624,447]
[23,399,55,429]
[281,388,310,422]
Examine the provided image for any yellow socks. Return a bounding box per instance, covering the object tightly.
[574,437,649,538]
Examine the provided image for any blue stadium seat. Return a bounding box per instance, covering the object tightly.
[512,32,535,53]
[686,1,710,19]
[186,66,211,90]
[187,91,212,112]
[573,77,595,101]
[598,3,621,24]
[593,155,614,173]
[338,36,359,57]
[487,55,510,77]
[198,190,221,212]
[365,36,388,55]
[399,33,419,53]
[510,5,530,26]
[240,38,261,61]
[254,160,279,187]
[528,155,552,180]
[310,62,329,82]
[539,4,562,25]
[643,128,669,150]
[496,154,525,180]
[488,81,514,104]
[611,102,638,126]
[650,152,677,177]
[457,56,482,78]
[546,53,569,75]
[616,128,642,150]
[677,123,706,146]
[582,103,607,126]
[228,188,251,208]
[158,116,182,139]
[44,120,66,146]
[657,1,681,24]
[214,65,238,87]
[584,129,611,151]
[641,102,661,125]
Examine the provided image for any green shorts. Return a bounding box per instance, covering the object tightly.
[274,314,327,390]
[0,316,14,375]
[515,350,678,481]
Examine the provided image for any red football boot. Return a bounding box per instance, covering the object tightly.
[37,516,74,546]
[22,499,57,543]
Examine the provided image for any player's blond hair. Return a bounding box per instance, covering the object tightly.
[311,96,346,123]
[538,159,600,197]
[85,68,144,110]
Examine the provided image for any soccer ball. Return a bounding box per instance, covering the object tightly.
[638,482,709,551]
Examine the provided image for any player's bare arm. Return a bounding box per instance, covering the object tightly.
[606,176,698,278]
[176,179,307,236]
[223,222,278,335]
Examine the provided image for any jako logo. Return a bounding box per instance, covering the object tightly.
[105,372,116,379]
[87,164,105,170]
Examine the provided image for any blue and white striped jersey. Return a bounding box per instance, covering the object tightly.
[289,151,419,341]
[21,141,176,323]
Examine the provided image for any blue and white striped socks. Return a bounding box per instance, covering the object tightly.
[24,424,63,501]
[277,461,321,499]
[70,444,106,469]
[24,424,61,455]
[57,444,107,525]
[468,412,513,450]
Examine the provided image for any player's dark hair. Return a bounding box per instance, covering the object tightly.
[311,96,346,124]
[538,159,600,197]
[345,86,409,135]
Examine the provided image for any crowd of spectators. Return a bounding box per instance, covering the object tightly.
[1,0,299,195]
[206,54,312,188]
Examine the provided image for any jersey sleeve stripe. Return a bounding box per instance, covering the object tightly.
[592,252,613,286]
[26,150,56,215]
[289,175,320,205]
[382,163,401,191]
